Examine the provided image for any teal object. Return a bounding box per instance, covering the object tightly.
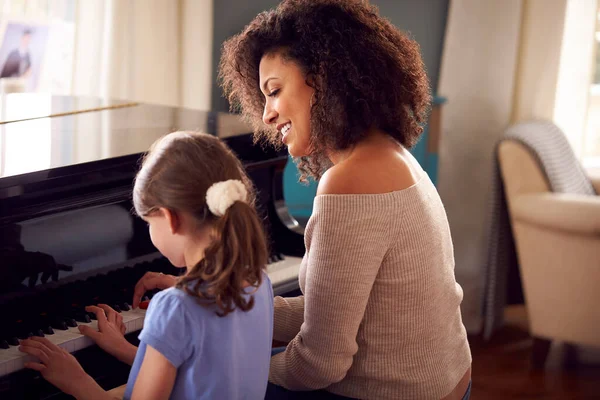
[411,96,446,185]
[283,156,318,221]
[282,95,446,221]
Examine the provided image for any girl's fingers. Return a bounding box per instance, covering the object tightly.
[85,305,108,329]
[19,344,50,364]
[97,304,118,325]
[31,336,60,352]
[20,337,54,353]
[24,362,46,372]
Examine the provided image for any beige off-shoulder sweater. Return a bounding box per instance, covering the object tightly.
[269,174,472,400]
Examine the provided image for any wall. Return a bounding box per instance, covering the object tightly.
[211,0,280,113]
[372,0,449,92]
[211,0,449,112]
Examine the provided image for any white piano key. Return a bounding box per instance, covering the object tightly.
[5,359,14,375]
[267,256,302,288]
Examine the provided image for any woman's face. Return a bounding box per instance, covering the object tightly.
[260,52,315,157]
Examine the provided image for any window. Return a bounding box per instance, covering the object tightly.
[583,6,600,168]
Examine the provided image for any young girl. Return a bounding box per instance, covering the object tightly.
[18,131,274,399]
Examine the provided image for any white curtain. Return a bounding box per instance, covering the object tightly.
[436,0,523,335]
[71,0,213,109]
[437,0,597,334]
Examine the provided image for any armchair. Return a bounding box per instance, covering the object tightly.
[497,130,600,368]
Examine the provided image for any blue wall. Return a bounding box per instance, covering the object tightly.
[212,0,450,221]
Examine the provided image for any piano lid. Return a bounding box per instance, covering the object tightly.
[0,93,260,184]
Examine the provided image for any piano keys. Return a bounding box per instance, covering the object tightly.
[0,94,305,399]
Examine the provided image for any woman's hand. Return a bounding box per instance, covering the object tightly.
[20,336,95,397]
[78,304,137,365]
[132,272,177,309]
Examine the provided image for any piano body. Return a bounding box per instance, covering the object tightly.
[0,95,304,399]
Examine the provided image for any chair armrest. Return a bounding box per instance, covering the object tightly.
[511,193,600,235]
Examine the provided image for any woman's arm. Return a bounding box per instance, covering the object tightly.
[131,345,177,400]
[273,295,305,342]
[269,175,392,390]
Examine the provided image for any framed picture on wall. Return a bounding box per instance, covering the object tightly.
[0,18,49,91]
[0,15,74,94]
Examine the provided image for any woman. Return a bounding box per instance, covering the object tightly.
[219,0,471,399]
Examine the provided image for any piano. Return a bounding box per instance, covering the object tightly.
[0,94,305,399]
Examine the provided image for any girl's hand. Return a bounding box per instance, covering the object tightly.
[19,336,93,397]
[78,304,138,365]
[132,272,177,309]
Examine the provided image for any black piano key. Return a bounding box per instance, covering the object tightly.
[0,339,9,349]
[111,304,122,313]
[13,319,34,340]
[120,302,131,311]
[36,313,57,334]
[33,329,45,338]
[51,318,68,331]
[65,318,78,328]
[8,337,19,346]
[74,312,91,323]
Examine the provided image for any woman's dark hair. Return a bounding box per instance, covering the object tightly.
[219,0,431,180]
[133,131,268,317]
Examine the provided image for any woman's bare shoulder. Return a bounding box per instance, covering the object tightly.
[317,151,421,196]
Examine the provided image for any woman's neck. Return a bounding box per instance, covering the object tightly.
[327,128,398,165]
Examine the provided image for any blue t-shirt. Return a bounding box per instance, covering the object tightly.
[124,273,274,399]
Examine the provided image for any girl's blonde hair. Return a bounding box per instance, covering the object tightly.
[133,131,268,317]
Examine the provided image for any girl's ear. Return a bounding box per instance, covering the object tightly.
[159,207,180,234]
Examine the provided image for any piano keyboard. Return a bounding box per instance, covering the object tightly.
[0,307,147,378]
[0,255,301,378]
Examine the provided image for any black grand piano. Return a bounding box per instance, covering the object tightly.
[0,94,305,399]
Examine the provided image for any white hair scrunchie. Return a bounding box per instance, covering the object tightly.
[205,179,248,217]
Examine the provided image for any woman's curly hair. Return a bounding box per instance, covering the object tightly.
[219,0,431,180]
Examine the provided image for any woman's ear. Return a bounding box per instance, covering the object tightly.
[159,207,180,234]
[306,73,322,91]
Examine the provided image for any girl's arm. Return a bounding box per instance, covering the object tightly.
[130,345,177,400]
[19,337,119,400]
[78,304,138,366]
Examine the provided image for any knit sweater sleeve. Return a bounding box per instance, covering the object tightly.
[269,194,394,390]
[273,295,305,342]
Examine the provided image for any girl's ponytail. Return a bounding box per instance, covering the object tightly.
[177,184,268,317]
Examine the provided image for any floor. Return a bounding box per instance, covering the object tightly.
[469,306,600,399]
